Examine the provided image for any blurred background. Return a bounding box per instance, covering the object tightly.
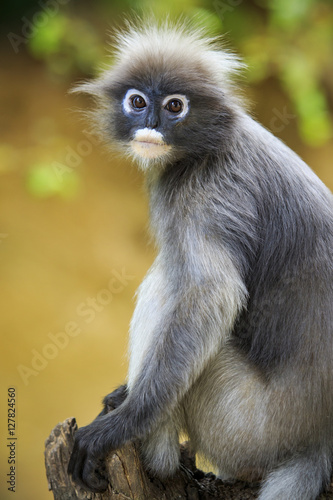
[0,0,332,498]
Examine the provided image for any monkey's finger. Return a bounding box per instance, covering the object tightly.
[81,456,109,493]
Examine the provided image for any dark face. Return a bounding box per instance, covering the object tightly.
[121,87,190,162]
[104,63,235,168]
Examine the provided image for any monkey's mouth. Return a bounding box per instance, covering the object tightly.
[133,139,165,147]
[131,128,171,159]
[131,140,171,159]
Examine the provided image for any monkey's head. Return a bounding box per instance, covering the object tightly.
[74,20,243,170]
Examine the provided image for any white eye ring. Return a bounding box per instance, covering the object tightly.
[162,94,189,118]
[123,89,149,114]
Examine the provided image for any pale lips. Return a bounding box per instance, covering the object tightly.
[131,128,171,159]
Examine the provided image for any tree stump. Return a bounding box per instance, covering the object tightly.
[44,417,333,500]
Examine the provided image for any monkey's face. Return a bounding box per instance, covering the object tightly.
[103,64,235,170]
[83,26,240,170]
[120,88,189,163]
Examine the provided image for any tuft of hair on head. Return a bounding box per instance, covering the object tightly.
[71,16,245,96]
[112,16,244,85]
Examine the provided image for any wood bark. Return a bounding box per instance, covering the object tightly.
[45,417,333,499]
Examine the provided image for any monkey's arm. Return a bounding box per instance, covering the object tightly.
[68,255,246,492]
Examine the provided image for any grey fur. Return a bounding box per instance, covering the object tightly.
[68,20,333,499]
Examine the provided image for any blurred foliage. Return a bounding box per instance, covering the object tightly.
[225,0,333,146]
[26,163,81,199]
[0,144,20,174]
[28,14,105,77]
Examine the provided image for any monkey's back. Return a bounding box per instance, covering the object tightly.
[229,115,333,371]
[181,113,333,478]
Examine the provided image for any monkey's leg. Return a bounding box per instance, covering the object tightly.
[140,417,181,477]
[258,451,331,500]
[184,346,331,498]
[140,404,185,478]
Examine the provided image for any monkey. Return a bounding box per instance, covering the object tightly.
[67,20,333,499]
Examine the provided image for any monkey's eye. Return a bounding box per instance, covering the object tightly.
[131,95,147,110]
[165,99,183,114]
[162,94,189,119]
[123,89,149,115]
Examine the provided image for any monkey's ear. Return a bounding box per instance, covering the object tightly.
[68,77,116,145]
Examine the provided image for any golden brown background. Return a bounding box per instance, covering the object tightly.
[0,1,332,499]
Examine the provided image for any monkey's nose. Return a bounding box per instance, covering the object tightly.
[146,111,159,129]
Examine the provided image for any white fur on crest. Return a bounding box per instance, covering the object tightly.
[111,19,245,92]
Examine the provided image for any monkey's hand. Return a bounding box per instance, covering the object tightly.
[98,384,128,417]
[68,411,127,493]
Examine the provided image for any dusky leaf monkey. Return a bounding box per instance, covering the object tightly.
[68,20,333,500]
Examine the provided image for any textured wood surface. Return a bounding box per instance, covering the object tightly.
[44,417,333,499]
